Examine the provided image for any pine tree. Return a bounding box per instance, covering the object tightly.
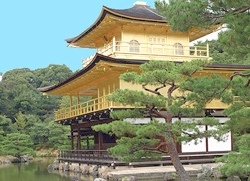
[155,0,250,64]
[93,60,231,181]
[0,133,34,158]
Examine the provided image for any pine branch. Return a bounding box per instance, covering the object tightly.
[230,72,250,87]
[206,5,250,19]
[155,83,166,92]
[189,69,198,77]
[168,82,178,99]
[142,84,162,96]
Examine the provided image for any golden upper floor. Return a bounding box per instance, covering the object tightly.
[38,54,250,121]
[65,2,219,68]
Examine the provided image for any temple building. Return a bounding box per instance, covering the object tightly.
[39,2,250,165]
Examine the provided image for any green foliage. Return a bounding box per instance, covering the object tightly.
[0,64,74,153]
[48,122,71,149]
[155,0,250,65]
[0,115,11,135]
[0,65,72,121]
[93,60,231,162]
[30,123,50,144]
[13,111,26,133]
[0,133,34,158]
[215,134,250,178]
[223,74,250,133]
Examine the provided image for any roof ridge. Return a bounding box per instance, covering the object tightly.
[143,5,165,19]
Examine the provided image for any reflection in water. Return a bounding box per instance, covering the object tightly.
[0,158,93,181]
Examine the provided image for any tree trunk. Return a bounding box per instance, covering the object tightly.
[156,110,189,180]
[164,112,189,181]
[166,138,189,181]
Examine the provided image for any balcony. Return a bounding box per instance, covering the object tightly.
[82,39,209,68]
[55,95,135,121]
[55,96,113,121]
[55,94,231,122]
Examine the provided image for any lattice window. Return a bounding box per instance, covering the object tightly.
[129,40,140,52]
[148,37,166,44]
[174,43,184,55]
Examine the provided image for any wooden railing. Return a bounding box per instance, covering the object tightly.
[82,38,209,68]
[58,149,114,162]
[82,42,113,67]
[55,95,114,121]
[55,94,233,121]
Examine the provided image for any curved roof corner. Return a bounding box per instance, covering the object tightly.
[65,4,167,46]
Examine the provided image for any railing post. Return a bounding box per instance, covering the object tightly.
[194,47,197,56]
[113,36,116,53]
[207,43,209,57]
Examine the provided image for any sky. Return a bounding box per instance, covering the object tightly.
[0,0,220,77]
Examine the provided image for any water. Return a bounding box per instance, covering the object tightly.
[0,158,93,181]
[0,158,227,181]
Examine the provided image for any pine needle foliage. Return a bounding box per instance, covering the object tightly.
[93,60,231,162]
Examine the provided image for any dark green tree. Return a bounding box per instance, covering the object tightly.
[0,64,73,121]
[0,64,73,150]
[155,0,250,64]
[30,123,50,145]
[0,115,12,135]
[0,133,34,158]
[223,71,250,133]
[93,60,231,181]
[215,134,250,178]
[48,122,71,149]
[213,71,250,178]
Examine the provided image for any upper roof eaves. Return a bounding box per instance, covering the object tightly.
[107,4,164,20]
[65,4,166,44]
[38,53,250,93]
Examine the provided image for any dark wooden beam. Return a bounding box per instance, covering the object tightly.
[71,120,112,130]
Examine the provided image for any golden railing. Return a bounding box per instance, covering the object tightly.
[55,95,115,121]
[82,39,209,68]
[55,94,234,121]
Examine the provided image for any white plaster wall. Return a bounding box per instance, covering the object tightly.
[207,126,231,152]
[181,126,206,153]
[124,117,232,153]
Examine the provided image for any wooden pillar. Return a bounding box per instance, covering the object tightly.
[77,128,81,150]
[205,125,208,153]
[98,132,103,151]
[103,87,106,108]
[70,95,73,106]
[77,95,80,115]
[70,95,73,117]
[87,136,89,150]
[77,95,80,105]
[71,127,74,150]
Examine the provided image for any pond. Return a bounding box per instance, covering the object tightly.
[0,158,227,181]
[0,158,94,181]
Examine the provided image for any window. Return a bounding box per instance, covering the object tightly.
[148,37,166,44]
[174,43,184,55]
[115,42,120,51]
[129,40,140,52]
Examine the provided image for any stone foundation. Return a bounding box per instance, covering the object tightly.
[55,162,115,180]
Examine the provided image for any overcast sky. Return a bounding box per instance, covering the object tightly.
[0,0,221,77]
